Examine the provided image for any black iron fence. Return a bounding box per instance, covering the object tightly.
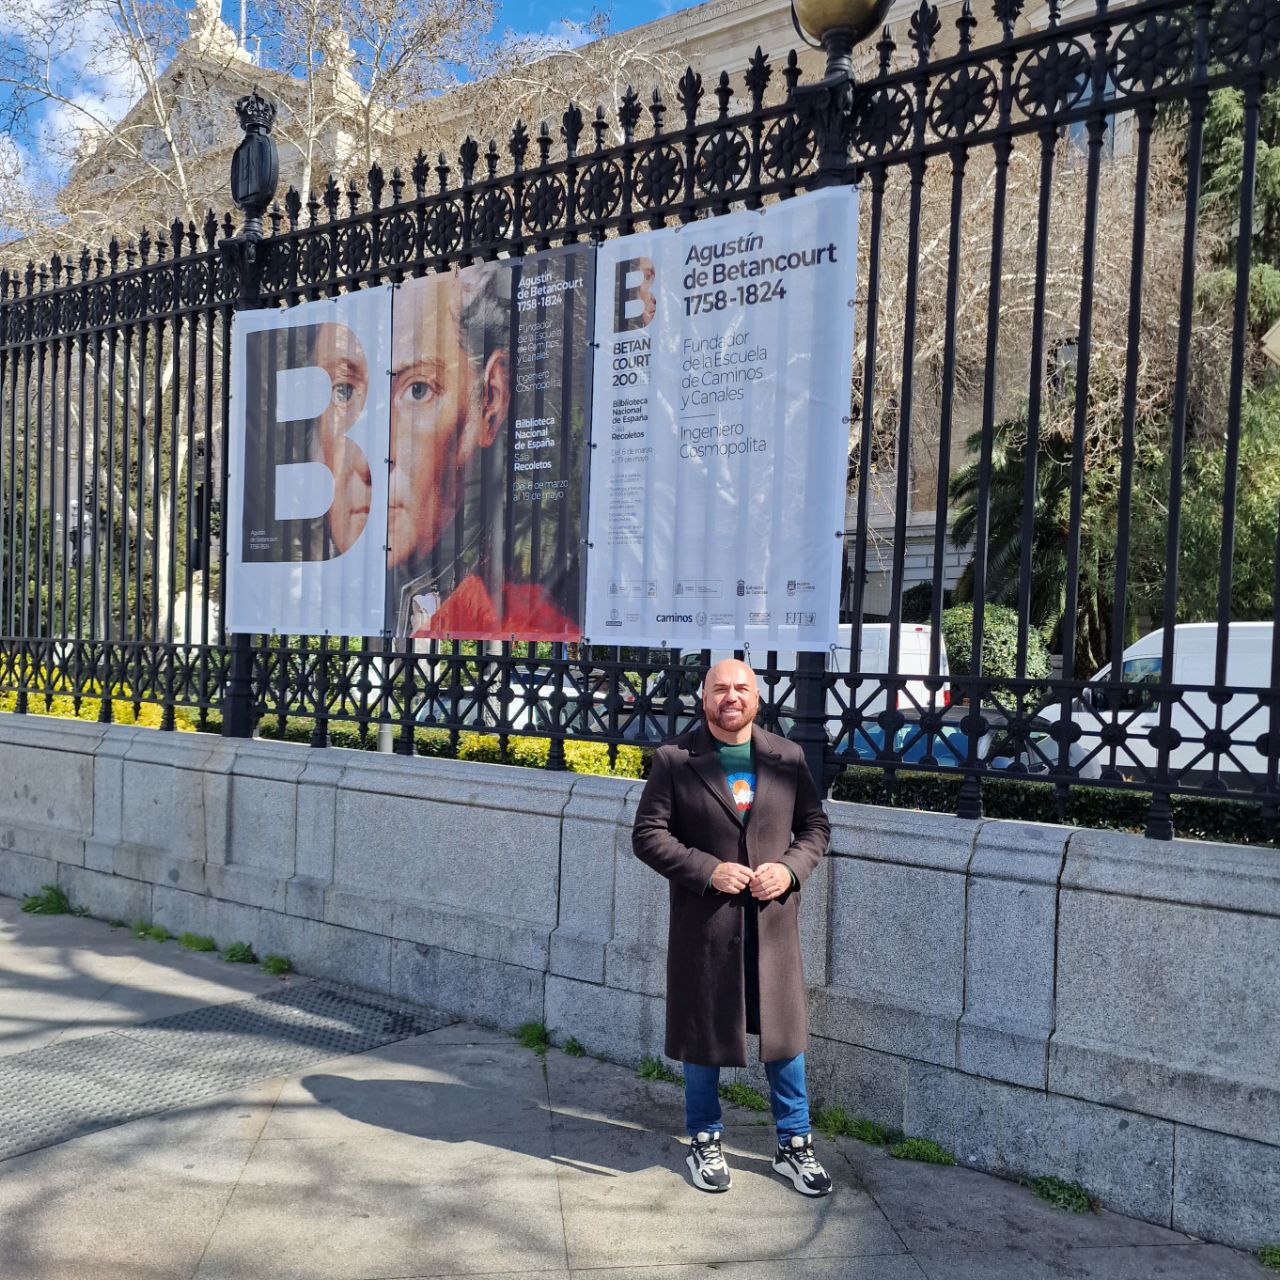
[1,0,1277,839]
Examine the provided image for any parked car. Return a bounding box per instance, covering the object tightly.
[1024,622,1274,782]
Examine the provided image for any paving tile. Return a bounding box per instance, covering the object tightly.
[568,1263,926,1280]
[259,1038,553,1142]
[554,1119,905,1270]
[911,1243,1268,1279]
[0,1132,255,1280]
[544,1048,772,1136]
[837,1136,1190,1260]
[0,905,293,1057]
[194,1130,568,1280]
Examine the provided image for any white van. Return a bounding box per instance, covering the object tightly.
[1030,622,1274,781]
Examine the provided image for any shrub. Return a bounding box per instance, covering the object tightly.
[261,954,292,975]
[21,884,71,915]
[0,687,196,731]
[142,924,172,943]
[178,932,217,952]
[1258,1244,1280,1271]
[940,603,1052,697]
[901,582,953,623]
[212,715,648,780]
[221,941,256,963]
[830,767,1278,849]
[888,1137,955,1165]
[562,1036,586,1058]
[457,733,645,778]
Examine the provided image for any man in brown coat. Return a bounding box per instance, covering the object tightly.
[632,658,832,1195]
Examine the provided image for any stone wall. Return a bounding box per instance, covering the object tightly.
[0,712,1275,1248]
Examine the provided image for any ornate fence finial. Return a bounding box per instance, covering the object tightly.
[909,0,942,62]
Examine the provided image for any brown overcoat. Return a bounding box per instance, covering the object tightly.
[631,722,830,1066]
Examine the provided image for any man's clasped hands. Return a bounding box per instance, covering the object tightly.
[709,861,792,901]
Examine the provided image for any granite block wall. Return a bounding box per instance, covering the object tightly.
[0,711,1275,1248]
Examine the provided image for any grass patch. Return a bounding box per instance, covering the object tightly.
[517,1021,551,1055]
[261,954,292,976]
[718,1081,769,1111]
[1258,1245,1280,1271]
[178,932,217,952]
[140,924,171,943]
[108,919,127,929]
[562,1036,585,1057]
[1028,1175,1093,1213]
[221,941,256,963]
[131,921,150,939]
[889,1137,955,1166]
[813,1106,888,1145]
[21,884,70,915]
[637,1055,682,1085]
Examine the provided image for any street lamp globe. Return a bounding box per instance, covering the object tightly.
[792,0,893,80]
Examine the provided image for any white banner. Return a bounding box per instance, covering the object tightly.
[584,187,859,652]
[227,289,393,636]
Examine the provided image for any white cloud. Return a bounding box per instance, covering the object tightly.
[545,18,595,49]
[2,0,146,182]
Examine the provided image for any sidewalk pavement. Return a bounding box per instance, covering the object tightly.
[0,894,1268,1280]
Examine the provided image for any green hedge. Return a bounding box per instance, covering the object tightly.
[940,603,1052,695]
[0,689,197,731]
[201,712,646,779]
[831,766,1277,848]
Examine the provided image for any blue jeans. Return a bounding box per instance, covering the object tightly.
[684,1053,810,1143]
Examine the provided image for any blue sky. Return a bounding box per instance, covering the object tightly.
[496,0,699,38]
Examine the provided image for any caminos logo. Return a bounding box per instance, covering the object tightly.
[614,257,656,332]
[654,613,694,624]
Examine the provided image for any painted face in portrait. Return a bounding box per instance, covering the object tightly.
[387,271,511,571]
[311,321,372,555]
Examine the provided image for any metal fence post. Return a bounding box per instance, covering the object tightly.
[221,93,279,739]
[791,651,831,795]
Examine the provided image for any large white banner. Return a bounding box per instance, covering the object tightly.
[584,187,859,652]
[227,289,393,636]
[226,246,596,640]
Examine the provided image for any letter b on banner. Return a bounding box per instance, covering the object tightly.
[227,288,391,638]
[614,257,656,332]
[241,322,371,564]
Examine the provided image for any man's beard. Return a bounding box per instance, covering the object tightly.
[707,702,757,732]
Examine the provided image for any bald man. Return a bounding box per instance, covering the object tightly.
[632,658,832,1196]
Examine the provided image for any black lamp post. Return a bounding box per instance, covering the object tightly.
[786,0,889,792]
[791,0,894,89]
[230,92,279,242]
[222,92,279,740]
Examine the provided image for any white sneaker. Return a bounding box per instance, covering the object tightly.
[686,1130,731,1192]
[773,1133,833,1196]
